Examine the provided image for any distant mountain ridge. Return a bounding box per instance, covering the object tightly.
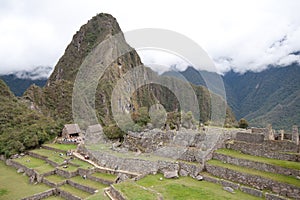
[0,66,52,96]
[168,64,300,130]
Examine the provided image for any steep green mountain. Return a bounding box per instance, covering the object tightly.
[223,64,300,130]
[24,13,235,135]
[176,64,300,131]
[0,80,60,157]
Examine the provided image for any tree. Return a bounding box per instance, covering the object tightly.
[238,118,249,129]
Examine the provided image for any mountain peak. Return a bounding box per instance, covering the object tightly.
[47,13,123,85]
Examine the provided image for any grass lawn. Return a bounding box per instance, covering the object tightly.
[70,176,107,189]
[115,181,158,200]
[114,174,262,200]
[14,155,54,174]
[44,175,66,184]
[86,192,110,200]
[57,165,78,172]
[0,161,50,200]
[208,159,300,187]
[30,148,55,157]
[31,148,68,165]
[216,148,300,170]
[91,172,117,182]
[70,158,93,169]
[59,184,91,199]
[43,143,77,151]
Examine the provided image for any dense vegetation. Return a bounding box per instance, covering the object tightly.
[176,65,300,130]
[0,80,61,157]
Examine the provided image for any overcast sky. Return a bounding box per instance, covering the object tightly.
[0,0,300,75]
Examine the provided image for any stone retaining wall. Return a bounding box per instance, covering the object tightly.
[45,158,59,167]
[240,186,263,198]
[77,168,95,176]
[42,177,66,188]
[67,180,96,194]
[89,149,204,176]
[21,189,56,200]
[213,153,300,176]
[6,159,36,177]
[87,174,114,185]
[28,152,48,161]
[56,168,78,178]
[235,132,264,143]
[42,145,66,153]
[202,174,264,197]
[265,192,289,200]
[206,164,300,199]
[226,141,299,161]
[57,188,81,200]
[109,185,126,200]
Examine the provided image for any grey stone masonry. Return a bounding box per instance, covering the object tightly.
[206,164,300,199]
[240,186,263,197]
[21,189,57,200]
[213,152,300,176]
[292,125,299,145]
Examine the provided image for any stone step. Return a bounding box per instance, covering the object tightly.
[206,159,300,199]
[213,148,300,177]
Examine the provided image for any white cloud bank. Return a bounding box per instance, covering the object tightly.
[0,0,300,75]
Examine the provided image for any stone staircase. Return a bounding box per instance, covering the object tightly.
[205,144,300,199]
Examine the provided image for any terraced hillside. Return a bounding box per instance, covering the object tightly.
[205,139,300,199]
[3,143,117,200]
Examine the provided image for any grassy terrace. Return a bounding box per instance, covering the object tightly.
[43,143,77,151]
[0,161,50,200]
[114,174,262,200]
[207,159,300,187]
[59,184,91,199]
[91,172,117,182]
[14,155,54,174]
[44,174,66,184]
[57,164,78,172]
[86,192,110,200]
[216,148,300,170]
[70,176,107,189]
[70,158,94,169]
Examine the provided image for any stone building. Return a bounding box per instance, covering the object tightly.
[62,124,81,138]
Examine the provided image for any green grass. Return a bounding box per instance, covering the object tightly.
[86,192,110,200]
[91,172,117,181]
[47,156,67,165]
[30,148,55,157]
[14,155,54,174]
[57,165,78,172]
[216,148,300,170]
[70,176,107,189]
[114,174,262,200]
[43,143,77,151]
[114,181,158,200]
[0,161,51,200]
[208,159,300,187]
[44,175,66,184]
[59,184,91,199]
[70,158,93,169]
[31,148,69,165]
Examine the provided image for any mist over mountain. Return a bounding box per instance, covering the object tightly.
[167,64,300,131]
[0,66,52,96]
